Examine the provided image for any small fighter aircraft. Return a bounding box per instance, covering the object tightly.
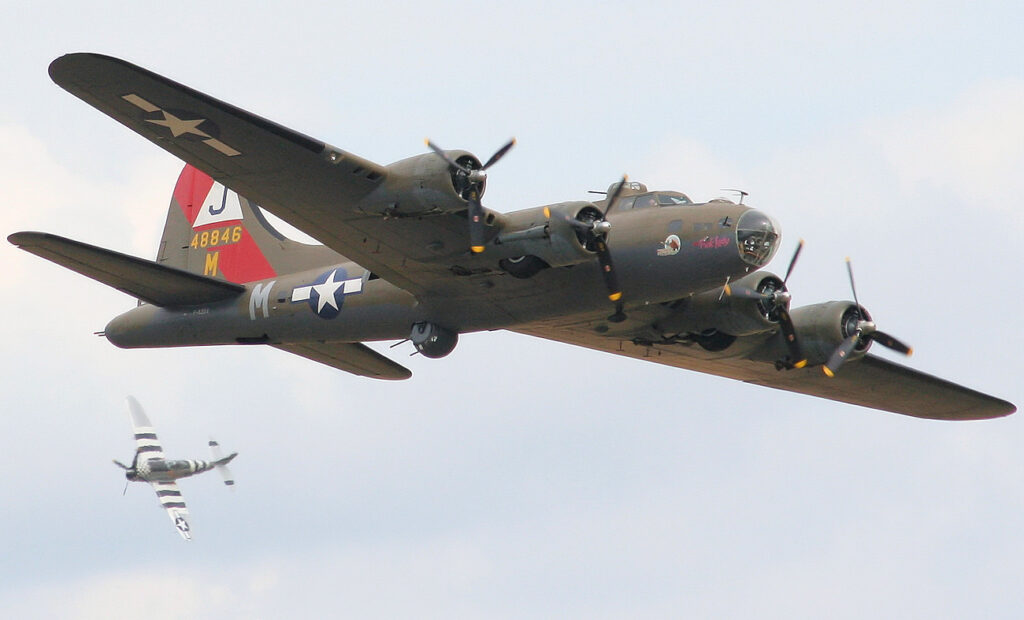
[114,396,236,540]
[8,53,1017,421]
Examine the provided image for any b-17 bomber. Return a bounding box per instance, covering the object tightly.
[8,53,1016,421]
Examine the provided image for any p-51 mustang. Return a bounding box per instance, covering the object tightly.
[9,53,1016,421]
[115,396,237,541]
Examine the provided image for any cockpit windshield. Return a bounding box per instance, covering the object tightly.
[656,194,692,205]
[613,192,692,211]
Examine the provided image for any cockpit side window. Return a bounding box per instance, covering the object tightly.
[613,196,636,211]
[633,194,658,209]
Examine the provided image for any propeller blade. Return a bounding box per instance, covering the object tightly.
[845,257,861,310]
[424,139,470,174]
[594,238,622,303]
[112,459,129,470]
[482,138,516,170]
[467,189,486,253]
[870,330,913,356]
[122,480,129,496]
[783,240,804,285]
[724,285,768,301]
[604,174,629,212]
[823,331,861,377]
[776,308,807,368]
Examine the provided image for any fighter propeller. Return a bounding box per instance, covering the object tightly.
[822,258,913,377]
[426,137,516,254]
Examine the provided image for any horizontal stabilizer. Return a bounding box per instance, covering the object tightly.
[8,231,244,307]
[208,439,236,487]
[273,342,412,380]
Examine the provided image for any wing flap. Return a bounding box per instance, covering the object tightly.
[515,326,1015,421]
[9,231,244,307]
[273,342,412,380]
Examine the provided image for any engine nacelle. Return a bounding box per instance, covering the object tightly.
[363,151,482,216]
[410,322,459,359]
[490,201,599,269]
[657,271,786,338]
[788,301,872,365]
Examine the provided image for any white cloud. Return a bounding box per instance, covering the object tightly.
[868,79,1024,222]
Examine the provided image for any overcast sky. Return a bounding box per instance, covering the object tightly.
[2,1,1023,618]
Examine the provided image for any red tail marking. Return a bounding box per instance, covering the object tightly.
[173,165,215,227]
[173,165,277,283]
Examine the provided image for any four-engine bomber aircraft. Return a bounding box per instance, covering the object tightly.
[115,396,237,540]
[8,53,1016,421]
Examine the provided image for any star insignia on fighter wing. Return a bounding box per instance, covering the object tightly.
[145,110,211,138]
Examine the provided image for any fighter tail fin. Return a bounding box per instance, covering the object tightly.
[208,438,236,488]
[156,164,338,284]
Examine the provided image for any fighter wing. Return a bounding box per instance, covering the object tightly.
[126,395,165,461]
[514,325,1016,421]
[48,53,482,297]
[151,480,191,541]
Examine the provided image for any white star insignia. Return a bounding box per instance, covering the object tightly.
[312,270,345,313]
[146,111,210,138]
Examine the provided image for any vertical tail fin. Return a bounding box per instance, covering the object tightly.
[156,164,338,283]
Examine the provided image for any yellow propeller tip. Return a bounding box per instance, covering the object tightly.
[723,284,732,296]
[471,246,485,253]
[822,367,835,378]
[543,207,551,218]
[907,348,914,356]
[794,359,808,369]
[609,292,623,302]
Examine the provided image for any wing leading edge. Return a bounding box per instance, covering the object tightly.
[514,325,1015,421]
[47,53,446,296]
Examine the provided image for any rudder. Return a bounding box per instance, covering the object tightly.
[156,165,338,283]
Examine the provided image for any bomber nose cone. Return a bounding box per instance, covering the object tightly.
[735,209,781,267]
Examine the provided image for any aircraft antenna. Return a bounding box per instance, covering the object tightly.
[721,189,748,204]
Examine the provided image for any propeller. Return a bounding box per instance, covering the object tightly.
[426,137,516,254]
[724,240,807,368]
[550,175,629,322]
[822,258,913,377]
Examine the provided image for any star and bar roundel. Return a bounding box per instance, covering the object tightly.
[290,268,364,319]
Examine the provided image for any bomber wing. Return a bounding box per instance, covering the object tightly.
[514,324,1015,421]
[48,53,484,297]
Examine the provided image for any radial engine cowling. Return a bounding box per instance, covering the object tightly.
[367,151,483,215]
[787,301,872,365]
[658,272,787,338]
[492,201,603,269]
